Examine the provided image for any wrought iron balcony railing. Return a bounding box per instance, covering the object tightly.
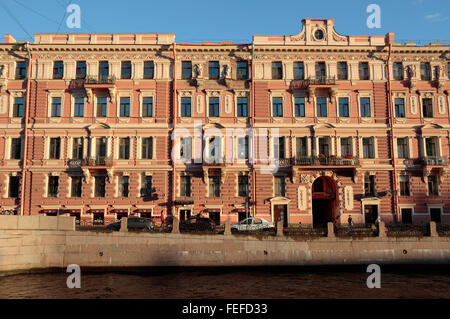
[293,156,360,167]
[85,75,116,85]
[306,76,336,85]
[421,156,448,166]
[83,156,113,167]
[202,157,226,166]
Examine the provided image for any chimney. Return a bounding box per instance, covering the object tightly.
[4,34,17,44]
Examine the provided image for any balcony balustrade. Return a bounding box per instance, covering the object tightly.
[293,156,360,167]
[68,156,113,168]
[421,156,448,166]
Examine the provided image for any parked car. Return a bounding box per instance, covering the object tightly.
[106,217,155,231]
[180,216,216,232]
[231,217,275,233]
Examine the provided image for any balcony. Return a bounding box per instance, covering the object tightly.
[422,156,448,166]
[67,157,113,168]
[202,157,226,167]
[293,156,360,167]
[307,76,336,85]
[84,75,116,88]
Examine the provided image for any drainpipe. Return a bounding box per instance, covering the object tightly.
[171,42,176,218]
[19,41,32,216]
[386,43,399,223]
[251,43,256,217]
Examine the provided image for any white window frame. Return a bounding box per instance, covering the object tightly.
[270,90,285,118]
[47,90,65,118]
[206,90,221,118]
[139,89,156,117]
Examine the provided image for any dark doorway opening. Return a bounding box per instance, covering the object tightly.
[179,210,191,222]
[401,208,413,224]
[312,177,337,228]
[430,208,442,224]
[209,212,221,225]
[273,205,288,228]
[364,205,378,224]
[238,212,248,222]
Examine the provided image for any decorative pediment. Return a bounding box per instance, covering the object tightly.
[86,123,111,131]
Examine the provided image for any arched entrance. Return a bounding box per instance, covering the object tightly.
[312,176,337,228]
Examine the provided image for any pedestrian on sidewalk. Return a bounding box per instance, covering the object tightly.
[348,215,353,232]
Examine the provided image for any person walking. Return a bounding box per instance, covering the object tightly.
[347,215,353,232]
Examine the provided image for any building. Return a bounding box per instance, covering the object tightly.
[0,19,449,226]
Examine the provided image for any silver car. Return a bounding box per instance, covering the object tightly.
[231,217,275,233]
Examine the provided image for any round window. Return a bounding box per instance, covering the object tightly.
[314,29,324,40]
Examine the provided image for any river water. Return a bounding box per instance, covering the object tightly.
[0,266,449,299]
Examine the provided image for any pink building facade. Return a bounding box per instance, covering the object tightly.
[0,19,449,226]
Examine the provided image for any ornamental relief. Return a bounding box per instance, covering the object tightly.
[438,96,446,114]
[410,96,418,114]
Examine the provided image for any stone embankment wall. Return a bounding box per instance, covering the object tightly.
[1,216,450,274]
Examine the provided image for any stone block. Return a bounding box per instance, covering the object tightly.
[0,216,19,230]
[18,216,40,230]
[39,216,58,230]
[120,218,128,232]
[429,222,438,237]
[57,216,76,231]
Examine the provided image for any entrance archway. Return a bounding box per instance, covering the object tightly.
[312,176,337,228]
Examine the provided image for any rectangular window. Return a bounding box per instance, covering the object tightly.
[296,137,307,158]
[425,138,437,157]
[209,61,220,80]
[316,97,327,117]
[272,62,283,79]
[13,97,24,117]
[47,176,59,198]
[397,137,408,159]
[238,137,249,160]
[420,63,431,81]
[338,97,349,117]
[274,176,285,197]
[51,97,61,117]
[359,62,369,80]
[340,137,352,157]
[119,176,129,197]
[430,208,442,223]
[143,61,154,79]
[71,176,82,198]
[141,175,153,197]
[49,137,61,159]
[399,175,410,196]
[8,176,20,198]
[181,97,191,117]
[94,176,106,197]
[53,61,64,79]
[274,137,285,159]
[15,61,27,80]
[364,175,376,196]
[360,97,371,117]
[76,61,86,79]
[393,62,403,81]
[395,98,405,117]
[209,176,220,197]
[142,137,153,159]
[142,97,153,117]
[362,137,375,158]
[72,137,84,159]
[97,97,107,117]
[120,97,130,117]
[422,98,433,118]
[238,176,249,197]
[294,97,306,117]
[272,97,283,117]
[11,138,21,160]
[180,137,192,161]
[428,175,439,196]
[293,62,304,80]
[121,61,132,79]
[237,61,248,80]
[74,97,84,117]
[337,62,348,80]
[209,97,220,117]
[98,61,109,80]
[180,175,191,197]
[315,62,326,78]
[237,97,248,117]
[182,61,192,79]
[96,137,107,157]
[119,138,130,159]
[318,137,330,157]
